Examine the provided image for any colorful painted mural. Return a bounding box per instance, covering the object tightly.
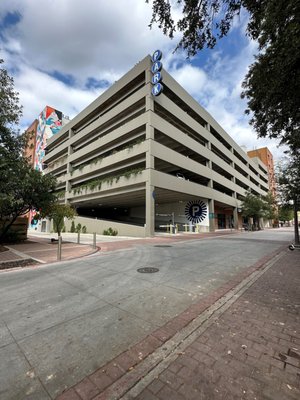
[34,106,63,171]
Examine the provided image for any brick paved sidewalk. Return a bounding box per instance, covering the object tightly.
[56,246,300,400]
[0,238,98,268]
[135,250,300,400]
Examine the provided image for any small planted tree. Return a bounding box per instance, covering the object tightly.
[41,203,76,237]
[70,221,76,233]
[241,190,273,230]
[278,205,293,225]
[75,223,82,233]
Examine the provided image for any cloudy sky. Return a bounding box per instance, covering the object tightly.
[0,0,284,159]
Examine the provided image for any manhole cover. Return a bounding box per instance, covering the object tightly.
[137,267,159,273]
[154,245,173,248]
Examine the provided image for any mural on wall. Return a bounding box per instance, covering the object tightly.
[153,199,210,229]
[34,106,63,171]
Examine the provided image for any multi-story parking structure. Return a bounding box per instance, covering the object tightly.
[43,55,269,237]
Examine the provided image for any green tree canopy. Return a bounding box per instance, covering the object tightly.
[41,203,76,237]
[278,205,293,223]
[0,161,57,241]
[276,153,300,243]
[241,190,276,229]
[0,58,57,242]
[146,1,300,150]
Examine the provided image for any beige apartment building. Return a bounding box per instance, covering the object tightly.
[43,55,269,237]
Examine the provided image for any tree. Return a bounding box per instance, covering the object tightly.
[278,205,293,224]
[241,190,274,230]
[0,58,22,127]
[276,153,300,244]
[262,192,278,222]
[41,203,76,237]
[0,58,57,242]
[0,162,57,242]
[146,1,300,149]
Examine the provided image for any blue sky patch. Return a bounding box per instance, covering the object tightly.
[85,77,110,90]
[1,11,22,28]
[0,11,21,40]
[47,70,76,86]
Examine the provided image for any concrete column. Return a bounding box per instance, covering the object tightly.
[146,123,154,140]
[209,199,215,232]
[145,183,155,237]
[146,93,154,112]
[233,207,239,230]
[146,123,154,170]
[145,58,153,85]
[66,129,74,198]
[68,128,74,139]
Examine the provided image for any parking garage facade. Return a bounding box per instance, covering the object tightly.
[43,55,269,237]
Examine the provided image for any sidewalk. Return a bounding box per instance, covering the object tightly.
[0,236,98,268]
[56,248,300,400]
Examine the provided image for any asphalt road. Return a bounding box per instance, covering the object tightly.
[0,228,293,399]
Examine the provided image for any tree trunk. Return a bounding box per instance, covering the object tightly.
[294,202,299,245]
[0,215,18,243]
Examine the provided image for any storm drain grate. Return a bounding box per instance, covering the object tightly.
[154,245,173,248]
[137,267,159,273]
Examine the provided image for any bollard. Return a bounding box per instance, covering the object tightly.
[77,231,80,244]
[57,236,62,261]
[93,232,97,249]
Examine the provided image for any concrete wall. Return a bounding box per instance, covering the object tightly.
[63,216,146,237]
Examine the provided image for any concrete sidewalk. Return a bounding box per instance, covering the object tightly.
[56,248,300,400]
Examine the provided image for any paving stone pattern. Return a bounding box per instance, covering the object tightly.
[136,251,300,400]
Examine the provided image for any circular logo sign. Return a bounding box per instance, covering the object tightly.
[151,71,162,85]
[151,49,162,62]
[151,83,163,96]
[185,200,208,224]
[151,61,162,74]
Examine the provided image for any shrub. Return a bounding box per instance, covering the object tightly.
[103,227,118,236]
[62,225,66,233]
[70,221,76,233]
[82,226,87,233]
[75,223,82,233]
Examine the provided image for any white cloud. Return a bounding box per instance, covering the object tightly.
[167,38,284,160]
[1,0,174,127]
[1,0,171,84]
[16,64,100,125]
[0,0,285,160]
[170,64,207,96]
